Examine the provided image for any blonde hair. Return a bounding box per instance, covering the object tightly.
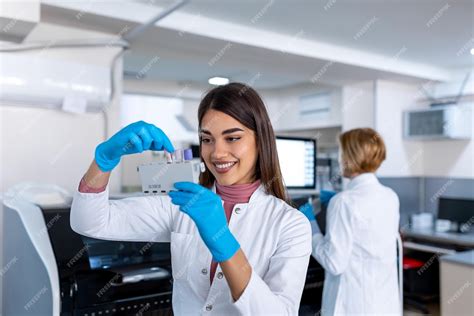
[339,128,386,174]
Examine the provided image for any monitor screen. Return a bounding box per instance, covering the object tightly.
[276,136,316,189]
[438,197,474,232]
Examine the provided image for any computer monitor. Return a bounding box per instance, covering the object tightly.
[276,136,316,190]
[437,197,474,232]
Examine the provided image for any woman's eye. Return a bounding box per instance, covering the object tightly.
[201,138,212,144]
[227,137,241,142]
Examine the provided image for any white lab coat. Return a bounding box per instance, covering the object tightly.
[70,184,312,315]
[312,173,401,316]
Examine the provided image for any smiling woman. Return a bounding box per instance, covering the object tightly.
[70,82,312,315]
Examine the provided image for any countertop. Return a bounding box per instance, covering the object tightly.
[440,250,474,267]
[401,226,474,248]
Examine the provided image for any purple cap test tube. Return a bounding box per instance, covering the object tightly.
[184,148,193,161]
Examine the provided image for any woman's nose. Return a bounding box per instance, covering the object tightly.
[211,140,228,159]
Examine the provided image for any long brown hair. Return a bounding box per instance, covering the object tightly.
[197,82,288,202]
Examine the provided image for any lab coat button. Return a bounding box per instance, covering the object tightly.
[205,304,213,311]
[201,268,208,275]
[217,272,224,279]
[235,207,241,214]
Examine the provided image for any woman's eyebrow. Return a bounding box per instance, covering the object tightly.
[222,128,244,135]
[199,129,212,135]
[199,128,244,135]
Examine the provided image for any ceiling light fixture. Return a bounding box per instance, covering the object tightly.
[208,77,229,86]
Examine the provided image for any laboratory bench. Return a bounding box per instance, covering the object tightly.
[400,226,474,314]
[401,226,474,254]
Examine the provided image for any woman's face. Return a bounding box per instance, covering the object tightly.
[200,109,258,186]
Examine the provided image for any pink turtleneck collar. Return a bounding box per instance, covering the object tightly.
[215,179,261,204]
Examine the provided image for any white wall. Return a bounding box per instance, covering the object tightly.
[0,23,124,312]
[0,107,109,192]
[342,79,474,178]
[375,80,425,177]
[341,81,375,131]
[375,80,474,178]
[258,90,283,129]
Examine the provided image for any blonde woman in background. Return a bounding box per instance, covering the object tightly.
[300,128,401,315]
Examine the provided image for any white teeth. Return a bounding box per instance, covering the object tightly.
[215,162,236,169]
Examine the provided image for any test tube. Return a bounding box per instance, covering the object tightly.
[172,149,184,162]
[164,150,173,163]
[184,148,193,161]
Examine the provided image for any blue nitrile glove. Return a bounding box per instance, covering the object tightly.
[299,202,321,235]
[168,182,240,262]
[299,202,316,222]
[95,121,174,172]
[320,190,337,208]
